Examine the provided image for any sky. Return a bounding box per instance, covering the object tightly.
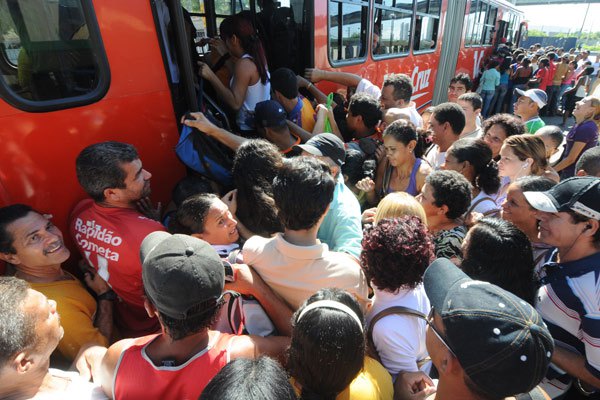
[520,3,600,33]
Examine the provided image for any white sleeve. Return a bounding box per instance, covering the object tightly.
[356,78,381,99]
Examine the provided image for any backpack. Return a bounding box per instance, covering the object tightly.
[175,124,234,186]
[175,81,235,187]
[212,291,277,337]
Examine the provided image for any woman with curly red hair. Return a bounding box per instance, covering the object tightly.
[360,216,434,380]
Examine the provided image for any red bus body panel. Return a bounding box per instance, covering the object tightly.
[0,0,185,268]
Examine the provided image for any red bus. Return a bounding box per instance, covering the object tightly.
[0,0,526,263]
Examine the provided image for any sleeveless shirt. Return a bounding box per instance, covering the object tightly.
[113,332,233,400]
[381,158,422,197]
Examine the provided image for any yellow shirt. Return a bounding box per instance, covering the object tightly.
[31,274,108,360]
[292,357,394,400]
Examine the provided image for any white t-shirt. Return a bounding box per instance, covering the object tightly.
[460,127,483,140]
[356,78,382,99]
[425,145,446,170]
[366,285,431,378]
[395,103,424,128]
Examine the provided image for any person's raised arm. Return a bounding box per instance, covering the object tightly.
[297,75,337,107]
[305,68,362,87]
[199,57,254,111]
[183,112,246,151]
[287,120,314,143]
[312,104,344,141]
[225,263,293,336]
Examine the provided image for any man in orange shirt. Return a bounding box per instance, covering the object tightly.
[0,204,110,362]
[271,67,316,132]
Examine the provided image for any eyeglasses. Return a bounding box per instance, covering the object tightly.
[427,307,456,357]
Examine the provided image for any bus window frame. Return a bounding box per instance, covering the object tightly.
[412,0,441,55]
[371,0,412,61]
[465,0,495,48]
[0,0,111,113]
[327,0,370,67]
[482,3,497,46]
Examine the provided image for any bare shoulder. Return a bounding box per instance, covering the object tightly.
[98,337,140,397]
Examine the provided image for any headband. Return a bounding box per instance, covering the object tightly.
[297,300,363,332]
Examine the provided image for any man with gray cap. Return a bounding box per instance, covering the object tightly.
[294,133,363,259]
[523,177,600,398]
[98,232,291,399]
[395,258,554,400]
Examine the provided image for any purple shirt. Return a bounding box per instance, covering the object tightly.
[561,120,598,177]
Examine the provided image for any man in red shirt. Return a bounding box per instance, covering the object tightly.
[70,141,164,337]
[531,58,552,92]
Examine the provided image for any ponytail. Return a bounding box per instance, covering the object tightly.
[477,160,501,195]
[222,14,269,84]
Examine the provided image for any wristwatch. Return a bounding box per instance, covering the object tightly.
[575,379,597,396]
[97,289,117,302]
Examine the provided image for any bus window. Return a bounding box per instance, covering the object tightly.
[328,0,368,65]
[414,0,440,52]
[372,0,412,59]
[467,0,487,47]
[181,0,207,49]
[465,0,478,46]
[0,0,108,111]
[483,4,497,45]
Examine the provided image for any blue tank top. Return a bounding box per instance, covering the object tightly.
[382,158,422,197]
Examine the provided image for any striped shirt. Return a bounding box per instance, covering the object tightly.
[536,250,600,394]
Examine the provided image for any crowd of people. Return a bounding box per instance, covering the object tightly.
[1,12,600,400]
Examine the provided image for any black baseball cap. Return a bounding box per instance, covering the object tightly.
[294,133,346,167]
[255,100,287,128]
[424,259,554,398]
[524,177,600,220]
[140,232,224,320]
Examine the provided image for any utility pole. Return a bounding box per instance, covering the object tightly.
[577,0,591,46]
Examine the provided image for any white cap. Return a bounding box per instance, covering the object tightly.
[515,88,548,108]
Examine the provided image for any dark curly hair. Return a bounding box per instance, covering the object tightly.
[348,93,383,129]
[232,140,284,237]
[361,216,434,291]
[383,73,413,103]
[482,113,525,140]
[426,170,473,220]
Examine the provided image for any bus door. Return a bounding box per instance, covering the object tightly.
[182,0,310,75]
[495,19,508,47]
